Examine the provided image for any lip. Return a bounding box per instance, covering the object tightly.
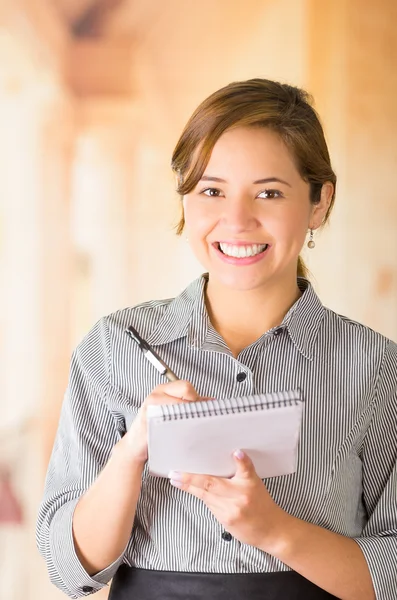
[211,242,271,266]
[215,240,269,246]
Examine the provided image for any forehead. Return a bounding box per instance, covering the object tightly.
[204,126,300,178]
[211,127,291,161]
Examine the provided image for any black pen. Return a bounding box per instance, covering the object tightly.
[125,325,179,382]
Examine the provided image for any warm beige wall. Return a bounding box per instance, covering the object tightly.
[306,0,397,335]
[0,1,396,600]
[344,0,397,335]
[0,3,74,599]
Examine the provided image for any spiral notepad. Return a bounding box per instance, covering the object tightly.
[147,389,303,478]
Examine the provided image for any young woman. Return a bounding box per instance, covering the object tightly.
[37,79,397,600]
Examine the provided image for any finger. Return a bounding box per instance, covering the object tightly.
[168,476,237,521]
[168,471,224,498]
[152,380,199,402]
[232,450,257,480]
[170,481,229,514]
[169,477,217,503]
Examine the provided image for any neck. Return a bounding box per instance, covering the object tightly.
[204,273,302,356]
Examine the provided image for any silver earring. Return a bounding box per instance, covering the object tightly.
[307,228,315,249]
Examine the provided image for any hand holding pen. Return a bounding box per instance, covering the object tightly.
[118,325,203,465]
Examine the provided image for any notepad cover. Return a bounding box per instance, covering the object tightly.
[147,390,303,479]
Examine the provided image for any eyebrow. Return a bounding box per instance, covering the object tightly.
[200,175,292,187]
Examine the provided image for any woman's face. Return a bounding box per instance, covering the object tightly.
[183,126,331,292]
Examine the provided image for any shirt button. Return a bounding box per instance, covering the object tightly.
[81,586,93,594]
[273,328,283,336]
[222,531,233,542]
[236,372,247,382]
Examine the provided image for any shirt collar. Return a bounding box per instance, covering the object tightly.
[280,277,325,360]
[145,275,205,347]
[146,273,325,360]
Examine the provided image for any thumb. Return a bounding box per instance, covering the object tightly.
[233,450,256,479]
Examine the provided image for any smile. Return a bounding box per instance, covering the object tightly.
[215,242,269,258]
[212,242,271,266]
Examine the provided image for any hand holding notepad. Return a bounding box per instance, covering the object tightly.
[147,389,303,479]
[125,325,303,480]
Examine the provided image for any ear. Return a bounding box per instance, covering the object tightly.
[310,181,334,229]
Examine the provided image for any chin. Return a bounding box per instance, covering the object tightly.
[210,270,274,292]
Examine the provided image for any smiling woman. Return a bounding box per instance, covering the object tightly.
[181,127,333,322]
[37,78,396,600]
[172,79,337,281]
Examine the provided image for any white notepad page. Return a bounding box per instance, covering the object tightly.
[147,389,303,478]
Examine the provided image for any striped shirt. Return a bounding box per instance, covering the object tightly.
[36,274,397,599]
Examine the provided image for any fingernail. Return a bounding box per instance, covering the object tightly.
[170,479,183,488]
[234,450,245,460]
[168,470,183,481]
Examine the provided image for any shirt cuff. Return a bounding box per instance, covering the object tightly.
[49,497,127,598]
[353,535,397,599]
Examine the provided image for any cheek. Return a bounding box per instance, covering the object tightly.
[183,199,215,237]
[265,204,309,240]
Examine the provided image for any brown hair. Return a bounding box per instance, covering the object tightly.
[171,78,337,279]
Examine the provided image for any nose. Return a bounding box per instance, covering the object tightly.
[220,196,258,232]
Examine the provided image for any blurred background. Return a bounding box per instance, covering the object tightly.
[0,0,396,598]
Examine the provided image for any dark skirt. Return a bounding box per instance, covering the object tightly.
[109,565,340,599]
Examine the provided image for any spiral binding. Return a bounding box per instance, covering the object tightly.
[160,389,301,421]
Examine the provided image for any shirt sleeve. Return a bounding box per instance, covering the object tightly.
[36,316,127,599]
[353,340,397,600]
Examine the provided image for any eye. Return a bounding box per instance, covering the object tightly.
[201,187,223,197]
[258,189,284,199]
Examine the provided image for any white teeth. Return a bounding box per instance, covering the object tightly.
[219,243,267,258]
